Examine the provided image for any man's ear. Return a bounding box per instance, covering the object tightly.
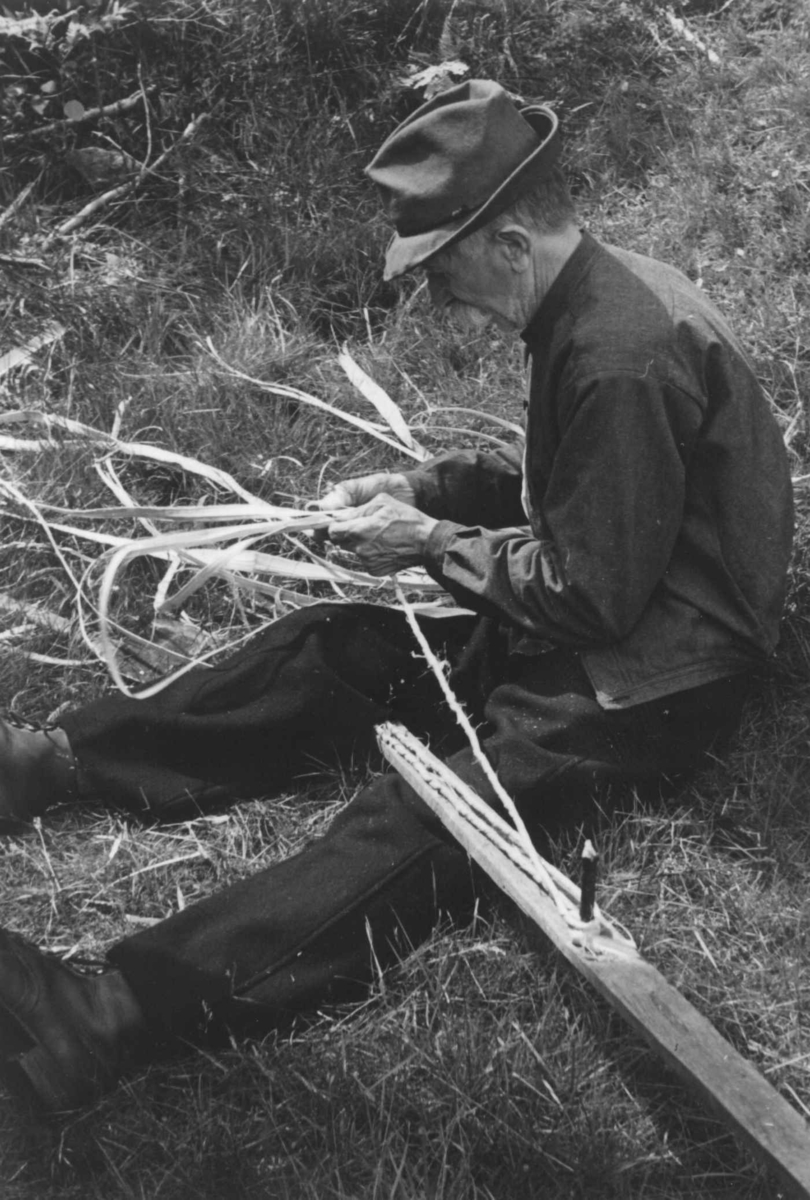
[494,224,533,271]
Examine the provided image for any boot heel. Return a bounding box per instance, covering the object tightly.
[0,928,141,1111]
[8,1043,81,1111]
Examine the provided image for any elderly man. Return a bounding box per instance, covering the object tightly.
[0,81,793,1112]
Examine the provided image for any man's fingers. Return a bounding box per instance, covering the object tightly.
[318,481,380,510]
[316,484,353,510]
[315,472,415,511]
[327,509,363,543]
[327,495,390,538]
[325,493,433,575]
[315,473,390,510]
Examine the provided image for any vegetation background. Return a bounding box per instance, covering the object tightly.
[1,0,809,1196]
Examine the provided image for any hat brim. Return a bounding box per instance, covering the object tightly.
[382,104,560,282]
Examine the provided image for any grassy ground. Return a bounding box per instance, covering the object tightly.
[1,0,809,1196]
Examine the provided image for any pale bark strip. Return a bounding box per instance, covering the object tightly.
[207,342,426,462]
[338,347,427,458]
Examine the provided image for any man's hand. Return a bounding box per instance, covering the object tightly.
[327,493,437,576]
[317,472,416,511]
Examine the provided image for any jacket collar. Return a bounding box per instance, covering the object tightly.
[520,228,602,350]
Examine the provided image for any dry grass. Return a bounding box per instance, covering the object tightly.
[2,1,810,1197]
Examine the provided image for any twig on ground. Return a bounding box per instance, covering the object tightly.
[137,64,153,168]
[0,179,38,232]
[45,113,209,243]
[3,90,153,145]
[0,254,47,269]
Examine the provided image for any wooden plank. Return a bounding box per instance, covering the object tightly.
[377,721,810,1200]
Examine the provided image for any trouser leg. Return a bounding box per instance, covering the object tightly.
[468,649,751,839]
[60,603,482,819]
[108,769,476,1036]
[107,648,748,1040]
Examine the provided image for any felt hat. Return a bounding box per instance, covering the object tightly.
[366,79,560,281]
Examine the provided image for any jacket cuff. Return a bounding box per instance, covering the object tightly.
[424,520,464,570]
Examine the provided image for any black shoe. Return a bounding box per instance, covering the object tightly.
[0,716,76,827]
[0,928,147,1111]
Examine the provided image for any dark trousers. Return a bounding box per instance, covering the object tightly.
[60,603,746,1037]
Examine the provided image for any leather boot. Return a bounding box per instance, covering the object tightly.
[0,717,77,826]
[0,928,149,1112]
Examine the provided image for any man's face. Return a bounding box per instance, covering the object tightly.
[423,230,520,333]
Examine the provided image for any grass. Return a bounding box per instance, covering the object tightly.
[1,0,810,1196]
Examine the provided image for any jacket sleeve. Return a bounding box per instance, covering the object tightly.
[421,374,704,647]
[404,444,527,528]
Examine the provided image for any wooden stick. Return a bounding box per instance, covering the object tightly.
[46,113,209,242]
[377,720,810,1199]
[3,90,151,145]
[579,839,598,922]
[0,254,47,269]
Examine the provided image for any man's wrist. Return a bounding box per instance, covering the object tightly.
[415,513,439,554]
[422,519,464,567]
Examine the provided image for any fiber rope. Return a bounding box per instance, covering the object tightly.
[392,581,636,948]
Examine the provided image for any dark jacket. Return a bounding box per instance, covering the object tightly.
[406,231,794,708]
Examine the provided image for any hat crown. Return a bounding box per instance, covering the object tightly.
[366,80,555,238]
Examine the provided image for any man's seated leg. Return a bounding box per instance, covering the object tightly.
[0,646,749,1112]
[447,646,752,842]
[1,603,477,825]
[0,769,476,1111]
